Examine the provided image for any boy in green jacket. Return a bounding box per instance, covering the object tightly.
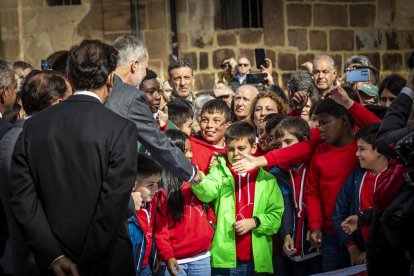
[191,122,284,274]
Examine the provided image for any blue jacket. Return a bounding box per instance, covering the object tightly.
[332,167,366,252]
[128,215,145,274]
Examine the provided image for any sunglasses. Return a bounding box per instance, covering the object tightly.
[221,63,231,68]
[238,63,250,67]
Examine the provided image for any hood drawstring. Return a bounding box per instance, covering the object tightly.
[238,172,251,204]
[289,168,306,218]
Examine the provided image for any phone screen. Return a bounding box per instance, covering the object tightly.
[255,48,266,70]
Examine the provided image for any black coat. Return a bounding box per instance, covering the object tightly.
[10,95,137,275]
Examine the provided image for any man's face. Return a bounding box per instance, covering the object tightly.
[312,58,337,94]
[346,63,374,91]
[132,55,149,87]
[234,86,258,121]
[237,58,251,76]
[214,88,233,108]
[0,71,17,111]
[227,137,257,165]
[169,66,194,99]
[200,111,230,146]
[140,78,161,113]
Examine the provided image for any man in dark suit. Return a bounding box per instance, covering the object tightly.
[105,35,202,184]
[10,40,137,275]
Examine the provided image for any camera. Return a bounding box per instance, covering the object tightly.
[395,131,414,167]
[345,67,370,83]
[246,73,266,84]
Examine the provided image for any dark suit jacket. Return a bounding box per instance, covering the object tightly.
[106,74,194,181]
[10,95,137,275]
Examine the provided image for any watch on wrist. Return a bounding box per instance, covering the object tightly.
[253,216,261,228]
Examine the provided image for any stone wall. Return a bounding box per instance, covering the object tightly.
[1,0,414,92]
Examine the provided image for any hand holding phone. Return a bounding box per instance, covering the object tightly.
[345,68,370,83]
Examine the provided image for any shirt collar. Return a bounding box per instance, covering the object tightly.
[73,91,102,103]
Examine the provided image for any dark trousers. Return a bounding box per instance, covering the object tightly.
[272,254,321,276]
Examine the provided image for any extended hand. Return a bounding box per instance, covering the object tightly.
[156,106,168,128]
[233,218,256,235]
[341,215,358,234]
[232,153,263,173]
[51,257,79,276]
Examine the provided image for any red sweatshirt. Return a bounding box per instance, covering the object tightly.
[305,141,359,233]
[155,184,214,262]
[189,135,227,174]
[136,194,158,267]
[359,172,377,242]
[229,164,259,261]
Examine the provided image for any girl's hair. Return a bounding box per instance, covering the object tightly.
[162,130,208,223]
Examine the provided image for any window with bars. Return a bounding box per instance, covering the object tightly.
[220,0,263,29]
[47,0,81,6]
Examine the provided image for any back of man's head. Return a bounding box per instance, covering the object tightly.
[113,35,148,68]
[0,59,13,90]
[0,59,16,112]
[21,70,70,115]
[67,39,118,91]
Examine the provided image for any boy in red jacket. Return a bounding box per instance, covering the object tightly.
[189,99,232,174]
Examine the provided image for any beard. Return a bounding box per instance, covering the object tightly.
[132,71,143,88]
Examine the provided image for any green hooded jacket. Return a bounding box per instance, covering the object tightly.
[191,157,284,273]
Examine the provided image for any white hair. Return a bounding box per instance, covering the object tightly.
[112,35,148,68]
[313,55,336,69]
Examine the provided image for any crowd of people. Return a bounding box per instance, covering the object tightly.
[0,35,413,276]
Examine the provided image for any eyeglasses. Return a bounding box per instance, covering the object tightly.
[221,63,231,69]
[238,63,250,67]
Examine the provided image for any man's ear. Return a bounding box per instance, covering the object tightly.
[251,143,258,155]
[130,60,138,74]
[333,69,338,78]
[191,75,195,87]
[226,121,232,128]
[0,88,6,104]
[106,71,115,88]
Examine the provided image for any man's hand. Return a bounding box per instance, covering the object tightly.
[51,257,79,276]
[407,68,414,90]
[261,58,274,85]
[283,235,297,256]
[131,191,143,211]
[358,251,367,264]
[341,215,358,234]
[233,218,256,235]
[232,153,267,173]
[291,91,309,113]
[307,228,322,250]
[189,168,203,186]
[166,258,179,276]
[156,106,168,128]
[348,245,362,266]
[329,86,354,109]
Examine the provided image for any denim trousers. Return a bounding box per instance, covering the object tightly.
[212,261,265,276]
[157,257,211,276]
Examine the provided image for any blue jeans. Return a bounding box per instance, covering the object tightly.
[140,265,152,276]
[321,233,350,272]
[212,261,264,276]
[157,257,211,276]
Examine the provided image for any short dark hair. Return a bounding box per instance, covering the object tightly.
[378,74,406,97]
[141,68,158,83]
[355,123,381,149]
[168,59,193,77]
[67,40,118,91]
[315,98,355,128]
[136,153,163,182]
[274,116,310,142]
[225,122,256,145]
[20,70,69,115]
[167,98,194,128]
[264,113,285,134]
[13,61,32,70]
[201,99,231,122]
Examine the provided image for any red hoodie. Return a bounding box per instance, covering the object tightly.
[189,135,227,174]
[228,163,259,261]
[155,183,214,262]
[305,140,359,234]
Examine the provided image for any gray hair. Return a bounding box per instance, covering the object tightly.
[288,71,321,103]
[313,55,336,70]
[345,55,371,69]
[0,59,13,89]
[112,35,148,68]
[194,94,215,112]
[168,59,193,77]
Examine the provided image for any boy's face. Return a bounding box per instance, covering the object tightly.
[276,130,300,149]
[179,117,193,137]
[267,127,278,150]
[356,139,380,170]
[200,111,231,146]
[257,121,269,153]
[184,138,193,162]
[227,137,257,165]
[309,114,319,129]
[317,113,346,145]
[133,173,160,202]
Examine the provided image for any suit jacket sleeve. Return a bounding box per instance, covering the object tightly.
[77,121,137,273]
[10,131,64,270]
[129,92,194,182]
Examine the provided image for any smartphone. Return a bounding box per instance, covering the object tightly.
[345,68,370,83]
[41,60,52,70]
[246,73,266,84]
[255,48,266,69]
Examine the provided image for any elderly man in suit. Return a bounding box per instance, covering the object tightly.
[106,35,202,184]
[10,40,137,275]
